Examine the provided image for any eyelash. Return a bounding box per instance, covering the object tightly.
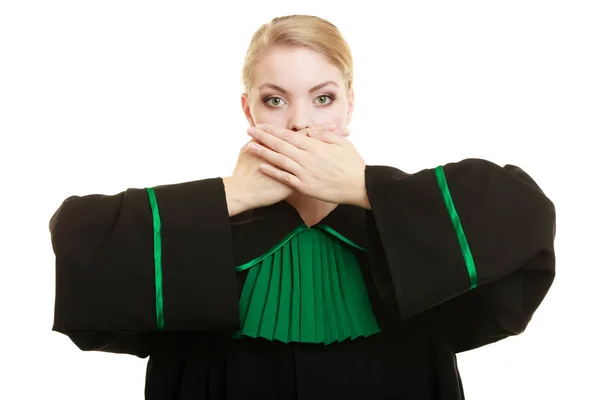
[262,93,336,108]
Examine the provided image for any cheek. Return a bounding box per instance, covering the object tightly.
[252,108,286,127]
[249,104,275,124]
[335,117,348,129]
[326,103,349,127]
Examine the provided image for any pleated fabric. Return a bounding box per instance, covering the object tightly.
[233,224,381,345]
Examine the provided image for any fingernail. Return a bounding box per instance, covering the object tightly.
[327,123,336,129]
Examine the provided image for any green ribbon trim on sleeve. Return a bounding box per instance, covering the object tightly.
[145,187,165,330]
[434,166,478,290]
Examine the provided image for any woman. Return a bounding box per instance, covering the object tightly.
[49,15,556,399]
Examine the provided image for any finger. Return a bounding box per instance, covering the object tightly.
[301,123,337,135]
[314,123,337,130]
[338,127,351,137]
[247,125,307,162]
[295,123,336,141]
[251,123,312,151]
[306,125,350,138]
[247,141,302,176]
[296,124,341,141]
[259,162,302,190]
[306,127,347,145]
[240,138,260,154]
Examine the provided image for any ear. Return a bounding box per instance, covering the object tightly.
[241,93,255,126]
[345,87,355,126]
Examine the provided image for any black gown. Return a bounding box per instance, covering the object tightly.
[49,158,556,399]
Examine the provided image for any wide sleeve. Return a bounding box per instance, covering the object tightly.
[364,158,556,353]
[49,177,240,357]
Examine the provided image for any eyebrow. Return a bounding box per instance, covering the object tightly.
[258,80,338,94]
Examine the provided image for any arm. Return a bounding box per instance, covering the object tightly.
[364,158,555,352]
[50,177,247,357]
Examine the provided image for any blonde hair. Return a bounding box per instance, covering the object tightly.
[242,15,353,96]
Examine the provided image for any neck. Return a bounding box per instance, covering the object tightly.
[285,191,338,227]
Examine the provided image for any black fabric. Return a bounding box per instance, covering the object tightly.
[50,187,157,333]
[364,159,556,352]
[154,178,239,332]
[49,158,556,399]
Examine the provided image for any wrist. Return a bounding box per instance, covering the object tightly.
[350,171,371,210]
[223,176,252,216]
[356,187,371,210]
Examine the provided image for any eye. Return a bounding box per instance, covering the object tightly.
[315,94,335,105]
[262,93,336,108]
[264,96,286,108]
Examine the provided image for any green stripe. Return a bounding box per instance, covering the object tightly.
[145,187,165,330]
[235,223,368,273]
[434,166,478,290]
[235,224,308,272]
[316,224,367,252]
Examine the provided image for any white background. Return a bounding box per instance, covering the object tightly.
[1,1,598,399]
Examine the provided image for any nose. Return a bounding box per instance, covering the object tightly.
[288,124,310,134]
[287,104,312,134]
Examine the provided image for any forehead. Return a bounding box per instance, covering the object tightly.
[253,46,344,90]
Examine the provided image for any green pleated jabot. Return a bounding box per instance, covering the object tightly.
[233,224,381,345]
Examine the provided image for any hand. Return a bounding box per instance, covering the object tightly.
[246,123,370,208]
[228,137,295,210]
[228,124,346,210]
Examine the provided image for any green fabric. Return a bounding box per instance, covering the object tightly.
[145,187,165,330]
[434,166,478,289]
[234,224,381,344]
